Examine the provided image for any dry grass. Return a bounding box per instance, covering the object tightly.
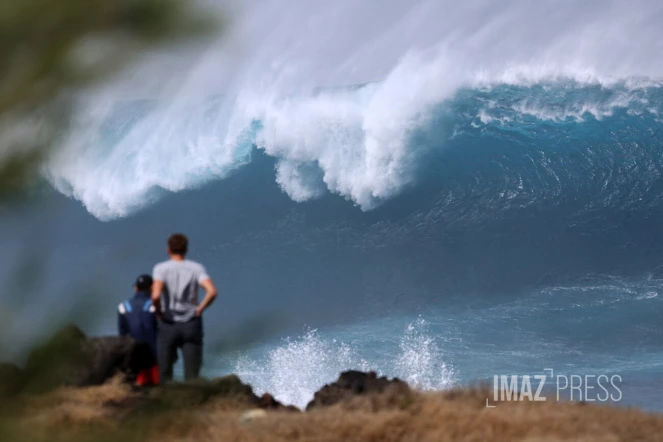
[4,383,663,442]
[9,376,133,429]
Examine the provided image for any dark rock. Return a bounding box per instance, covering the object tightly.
[104,375,298,418]
[150,375,256,408]
[258,393,300,412]
[0,363,25,399]
[306,370,411,411]
[22,324,155,393]
[84,337,155,386]
[147,375,297,411]
[11,324,302,415]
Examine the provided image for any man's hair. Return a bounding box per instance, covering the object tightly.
[168,233,188,255]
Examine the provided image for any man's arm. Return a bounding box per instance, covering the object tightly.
[195,278,217,317]
[151,279,164,320]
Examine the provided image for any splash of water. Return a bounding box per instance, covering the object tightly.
[232,319,454,409]
[394,317,455,390]
[233,329,370,408]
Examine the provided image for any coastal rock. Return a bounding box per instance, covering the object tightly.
[103,375,298,419]
[306,370,411,411]
[85,336,155,385]
[147,375,298,411]
[258,392,300,412]
[150,374,256,408]
[22,324,155,393]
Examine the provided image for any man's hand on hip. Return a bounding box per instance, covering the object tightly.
[195,278,218,318]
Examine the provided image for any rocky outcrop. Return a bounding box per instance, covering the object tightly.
[1,325,410,414]
[103,374,298,418]
[149,374,256,408]
[20,324,155,394]
[146,375,299,411]
[257,392,300,412]
[306,370,411,411]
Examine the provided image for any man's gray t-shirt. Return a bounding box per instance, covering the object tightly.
[153,259,209,323]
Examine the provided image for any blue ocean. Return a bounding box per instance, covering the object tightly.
[2,0,663,411]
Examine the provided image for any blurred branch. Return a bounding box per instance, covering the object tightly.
[0,0,215,191]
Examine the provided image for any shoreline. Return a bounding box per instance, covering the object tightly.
[2,325,663,441]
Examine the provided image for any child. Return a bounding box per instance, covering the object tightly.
[118,274,160,386]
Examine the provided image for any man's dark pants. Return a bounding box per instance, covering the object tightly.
[157,316,203,381]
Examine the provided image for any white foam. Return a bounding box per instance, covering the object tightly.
[231,318,454,409]
[248,49,462,209]
[38,0,663,218]
[233,329,371,408]
[394,317,455,390]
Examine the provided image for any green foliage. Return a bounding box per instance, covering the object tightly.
[0,363,24,399]
[0,0,213,191]
[21,324,89,394]
[0,6,223,439]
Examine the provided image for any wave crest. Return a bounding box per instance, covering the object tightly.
[42,0,663,219]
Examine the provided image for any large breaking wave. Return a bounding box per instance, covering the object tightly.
[43,0,663,220]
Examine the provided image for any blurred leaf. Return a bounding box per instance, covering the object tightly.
[0,0,217,192]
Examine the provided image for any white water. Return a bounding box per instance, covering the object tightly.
[43,0,663,219]
[231,318,454,409]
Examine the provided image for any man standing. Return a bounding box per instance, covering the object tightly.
[118,274,160,385]
[151,233,217,382]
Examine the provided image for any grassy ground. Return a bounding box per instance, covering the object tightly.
[2,379,663,442]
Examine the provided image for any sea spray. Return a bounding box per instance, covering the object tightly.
[232,319,454,409]
[394,317,455,391]
[233,329,370,408]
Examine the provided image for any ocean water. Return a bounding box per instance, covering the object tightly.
[2,0,663,411]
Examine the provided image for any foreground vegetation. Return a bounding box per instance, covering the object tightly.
[1,377,662,442]
[1,327,660,441]
[0,0,212,192]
